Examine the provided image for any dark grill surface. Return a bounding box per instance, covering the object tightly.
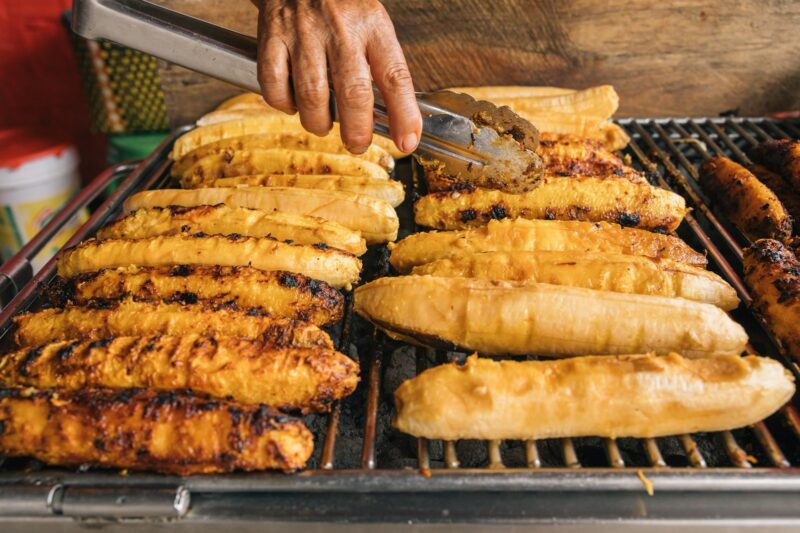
[1,118,800,510]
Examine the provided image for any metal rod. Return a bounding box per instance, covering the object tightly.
[751,422,790,468]
[524,441,541,468]
[779,120,800,138]
[761,120,792,140]
[644,439,667,467]
[444,442,460,469]
[748,121,778,142]
[706,121,753,165]
[487,440,504,469]
[605,439,625,468]
[320,403,341,470]
[360,331,384,469]
[680,434,707,468]
[726,119,760,147]
[782,405,800,439]
[720,431,751,468]
[561,439,581,468]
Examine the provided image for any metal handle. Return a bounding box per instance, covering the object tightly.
[73,0,261,92]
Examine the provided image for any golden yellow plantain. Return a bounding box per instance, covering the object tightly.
[389,218,707,273]
[415,177,687,232]
[354,275,748,358]
[99,205,367,256]
[58,234,361,290]
[393,353,794,440]
[171,132,394,176]
[210,174,405,207]
[411,251,739,310]
[180,148,389,188]
[124,187,399,244]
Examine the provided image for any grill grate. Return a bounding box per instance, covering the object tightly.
[379,117,800,473]
[0,118,799,496]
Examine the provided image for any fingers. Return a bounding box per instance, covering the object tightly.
[329,43,374,154]
[257,36,295,114]
[290,13,332,136]
[256,2,295,114]
[367,9,421,154]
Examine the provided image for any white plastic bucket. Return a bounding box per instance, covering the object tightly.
[0,134,88,271]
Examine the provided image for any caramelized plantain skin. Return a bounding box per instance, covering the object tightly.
[743,239,800,361]
[388,219,707,273]
[414,178,686,232]
[750,140,800,190]
[0,335,359,412]
[48,265,343,326]
[99,205,367,256]
[700,157,792,240]
[0,387,313,474]
[750,164,800,235]
[13,299,333,349]
[57,234,361,290]
[536,134,642,180]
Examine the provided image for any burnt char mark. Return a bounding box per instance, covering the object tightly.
[55,342,78,362]
[180,225,191,232]
[279,272,299,288]
[167,292,198,305]
[306,279,323,296]
[43,276,73,308]
[86,299,116,310]
[489,204,507,220]
[18,347,44,377]
[0,420,5,435]
[313,242,329,250]
[460,209,477,223]
[167,205,200,216]
[617,212,641,227]
[170,265,193,277]
[191,232,208,238]
[89,337,114,350]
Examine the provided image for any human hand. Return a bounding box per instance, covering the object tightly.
[255,0,422,155]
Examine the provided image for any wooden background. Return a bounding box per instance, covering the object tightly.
[154,0,800,126]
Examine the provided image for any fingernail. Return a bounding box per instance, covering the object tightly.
[347,144,368,155]
[400,133,419,153]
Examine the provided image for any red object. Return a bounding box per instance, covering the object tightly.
[0,128,72,170]
[0,0,106,183]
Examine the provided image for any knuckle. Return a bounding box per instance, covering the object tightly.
[339,79,373,109]
[382,63,413,91]
[295,81,329,105]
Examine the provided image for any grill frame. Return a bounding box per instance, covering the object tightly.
[1,118,800,524]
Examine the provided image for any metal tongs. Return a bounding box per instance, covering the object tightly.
[72,0,540,184]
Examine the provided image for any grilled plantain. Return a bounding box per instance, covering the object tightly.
[171,112,403,160]
[415,177,687,232]
[99,205,367,256]
[13,299,332,349]
[536,134,641,179]
[57,234,361,290]
[699,157,792,240]
[354,275,747,358]
[124,187,399,244]
[743,239,800,361]
[209,174,405,207]
[750,140,800,190]
[50,265,343,326]
[389,218,707,273]
[411,251,739,310]
[0,335,359,412]
[170,132,394,177]
[0,387,313,474]
[180,149,390,188]
[393,353,794,440]
[750,164,800,234]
